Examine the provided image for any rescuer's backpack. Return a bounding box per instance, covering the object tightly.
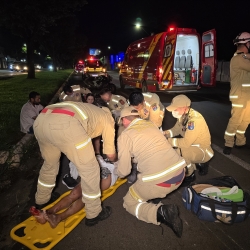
[182,176,250,224]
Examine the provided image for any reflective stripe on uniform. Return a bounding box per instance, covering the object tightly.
[229,95,238,99]
[142,159,186,182]
[232,104,243,108]
[236,130,245,134]
[135,202,146,219]
[82,191,101,199]
[143,93,152,98]
[192,144,205,161]
[63,95,67,100]
[186,163,192,169]
[112,99,119,103]
[75,138,91,149]
[206,149,214,158]
[168,129,173,137]
[172,138,177,147]
[242,84,250,87]
[74,88,80,91]
[38,179,55,188]
[225,131,235,136]
[52,103,88,120]
[129,186,143,202]
[160,114,163,118]
[145,101,151,107]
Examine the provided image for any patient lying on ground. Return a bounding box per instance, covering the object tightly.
[30,155,117,228]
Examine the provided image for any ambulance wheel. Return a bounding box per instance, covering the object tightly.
[141,81,148,93]
[119,76,125,90]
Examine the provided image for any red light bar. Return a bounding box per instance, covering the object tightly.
[169,27,175,31]
[78,60,83,64]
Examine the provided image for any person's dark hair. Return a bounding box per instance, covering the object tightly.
[86,93,95,99]
[29,91,40,100]
[63,85,73,94]
[99,88,111,96]
[94,96,109,108]
[129,91,144,106]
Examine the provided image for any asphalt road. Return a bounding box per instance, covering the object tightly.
[9,71,250,250]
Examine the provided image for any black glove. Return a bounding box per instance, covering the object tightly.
[196,163,209,176]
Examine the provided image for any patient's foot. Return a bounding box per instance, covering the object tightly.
[29,206,47,224]
[44,211,61,228]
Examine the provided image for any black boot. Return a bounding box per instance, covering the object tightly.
[234,144,246,149]
[196,163,209,176]
[223,146,232,155]
[127,163,138,184]
[85,206,112,226]
[181,173,195,187]
[148,198,162,204]
[157,204,183,238]
[35,192,61,209]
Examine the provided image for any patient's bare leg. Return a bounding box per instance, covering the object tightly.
[45,198,85,228]
[46,183,82,214]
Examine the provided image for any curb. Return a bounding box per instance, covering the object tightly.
[1,71,74,168]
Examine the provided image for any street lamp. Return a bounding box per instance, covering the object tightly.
[135,23,150,35]
[108,46,111,49]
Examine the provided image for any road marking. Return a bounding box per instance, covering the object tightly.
[212,143,250,171]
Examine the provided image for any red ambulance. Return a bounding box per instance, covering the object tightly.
[119,27,216,92]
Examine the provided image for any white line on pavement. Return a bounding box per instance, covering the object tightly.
[212,143,250,171]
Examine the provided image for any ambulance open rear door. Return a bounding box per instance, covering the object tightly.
[201,29,217,87]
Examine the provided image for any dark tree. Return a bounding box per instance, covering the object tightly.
[0,0,87,78]
[39,17,87,71]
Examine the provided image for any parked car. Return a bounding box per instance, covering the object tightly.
[10,62,28,72]
[35,64,42,70]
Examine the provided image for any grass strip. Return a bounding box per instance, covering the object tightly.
[0,70,72,151]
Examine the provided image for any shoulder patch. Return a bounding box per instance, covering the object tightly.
[151,103,158,111]
[187,121,195,130]
[119,99,125,105]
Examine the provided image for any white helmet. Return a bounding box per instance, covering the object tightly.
[233,32,250,45]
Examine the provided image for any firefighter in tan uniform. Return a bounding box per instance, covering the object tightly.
[223,32,250,155]
[33,102,116,226]
[163,95,214,184]
[99,88,129,136]
[99,88,128,117]
[115,106,186,238]
[59,84,91,102]
[128,91,165,128]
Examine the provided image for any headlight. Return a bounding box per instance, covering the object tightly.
[49,65,53,70]
[24,66,27,70]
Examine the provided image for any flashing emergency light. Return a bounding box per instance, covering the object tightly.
[78,60,83,64]
[89,57,94,61]
[169,27,175,32]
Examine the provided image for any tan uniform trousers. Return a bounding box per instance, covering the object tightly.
[177,146,213,176]
[224,100,250,147]
[34,111,101,219]
[123,171,184,225]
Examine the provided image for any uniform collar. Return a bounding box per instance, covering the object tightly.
[127,118,143,129]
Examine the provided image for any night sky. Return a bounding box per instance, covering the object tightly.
[78,0,249,60]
